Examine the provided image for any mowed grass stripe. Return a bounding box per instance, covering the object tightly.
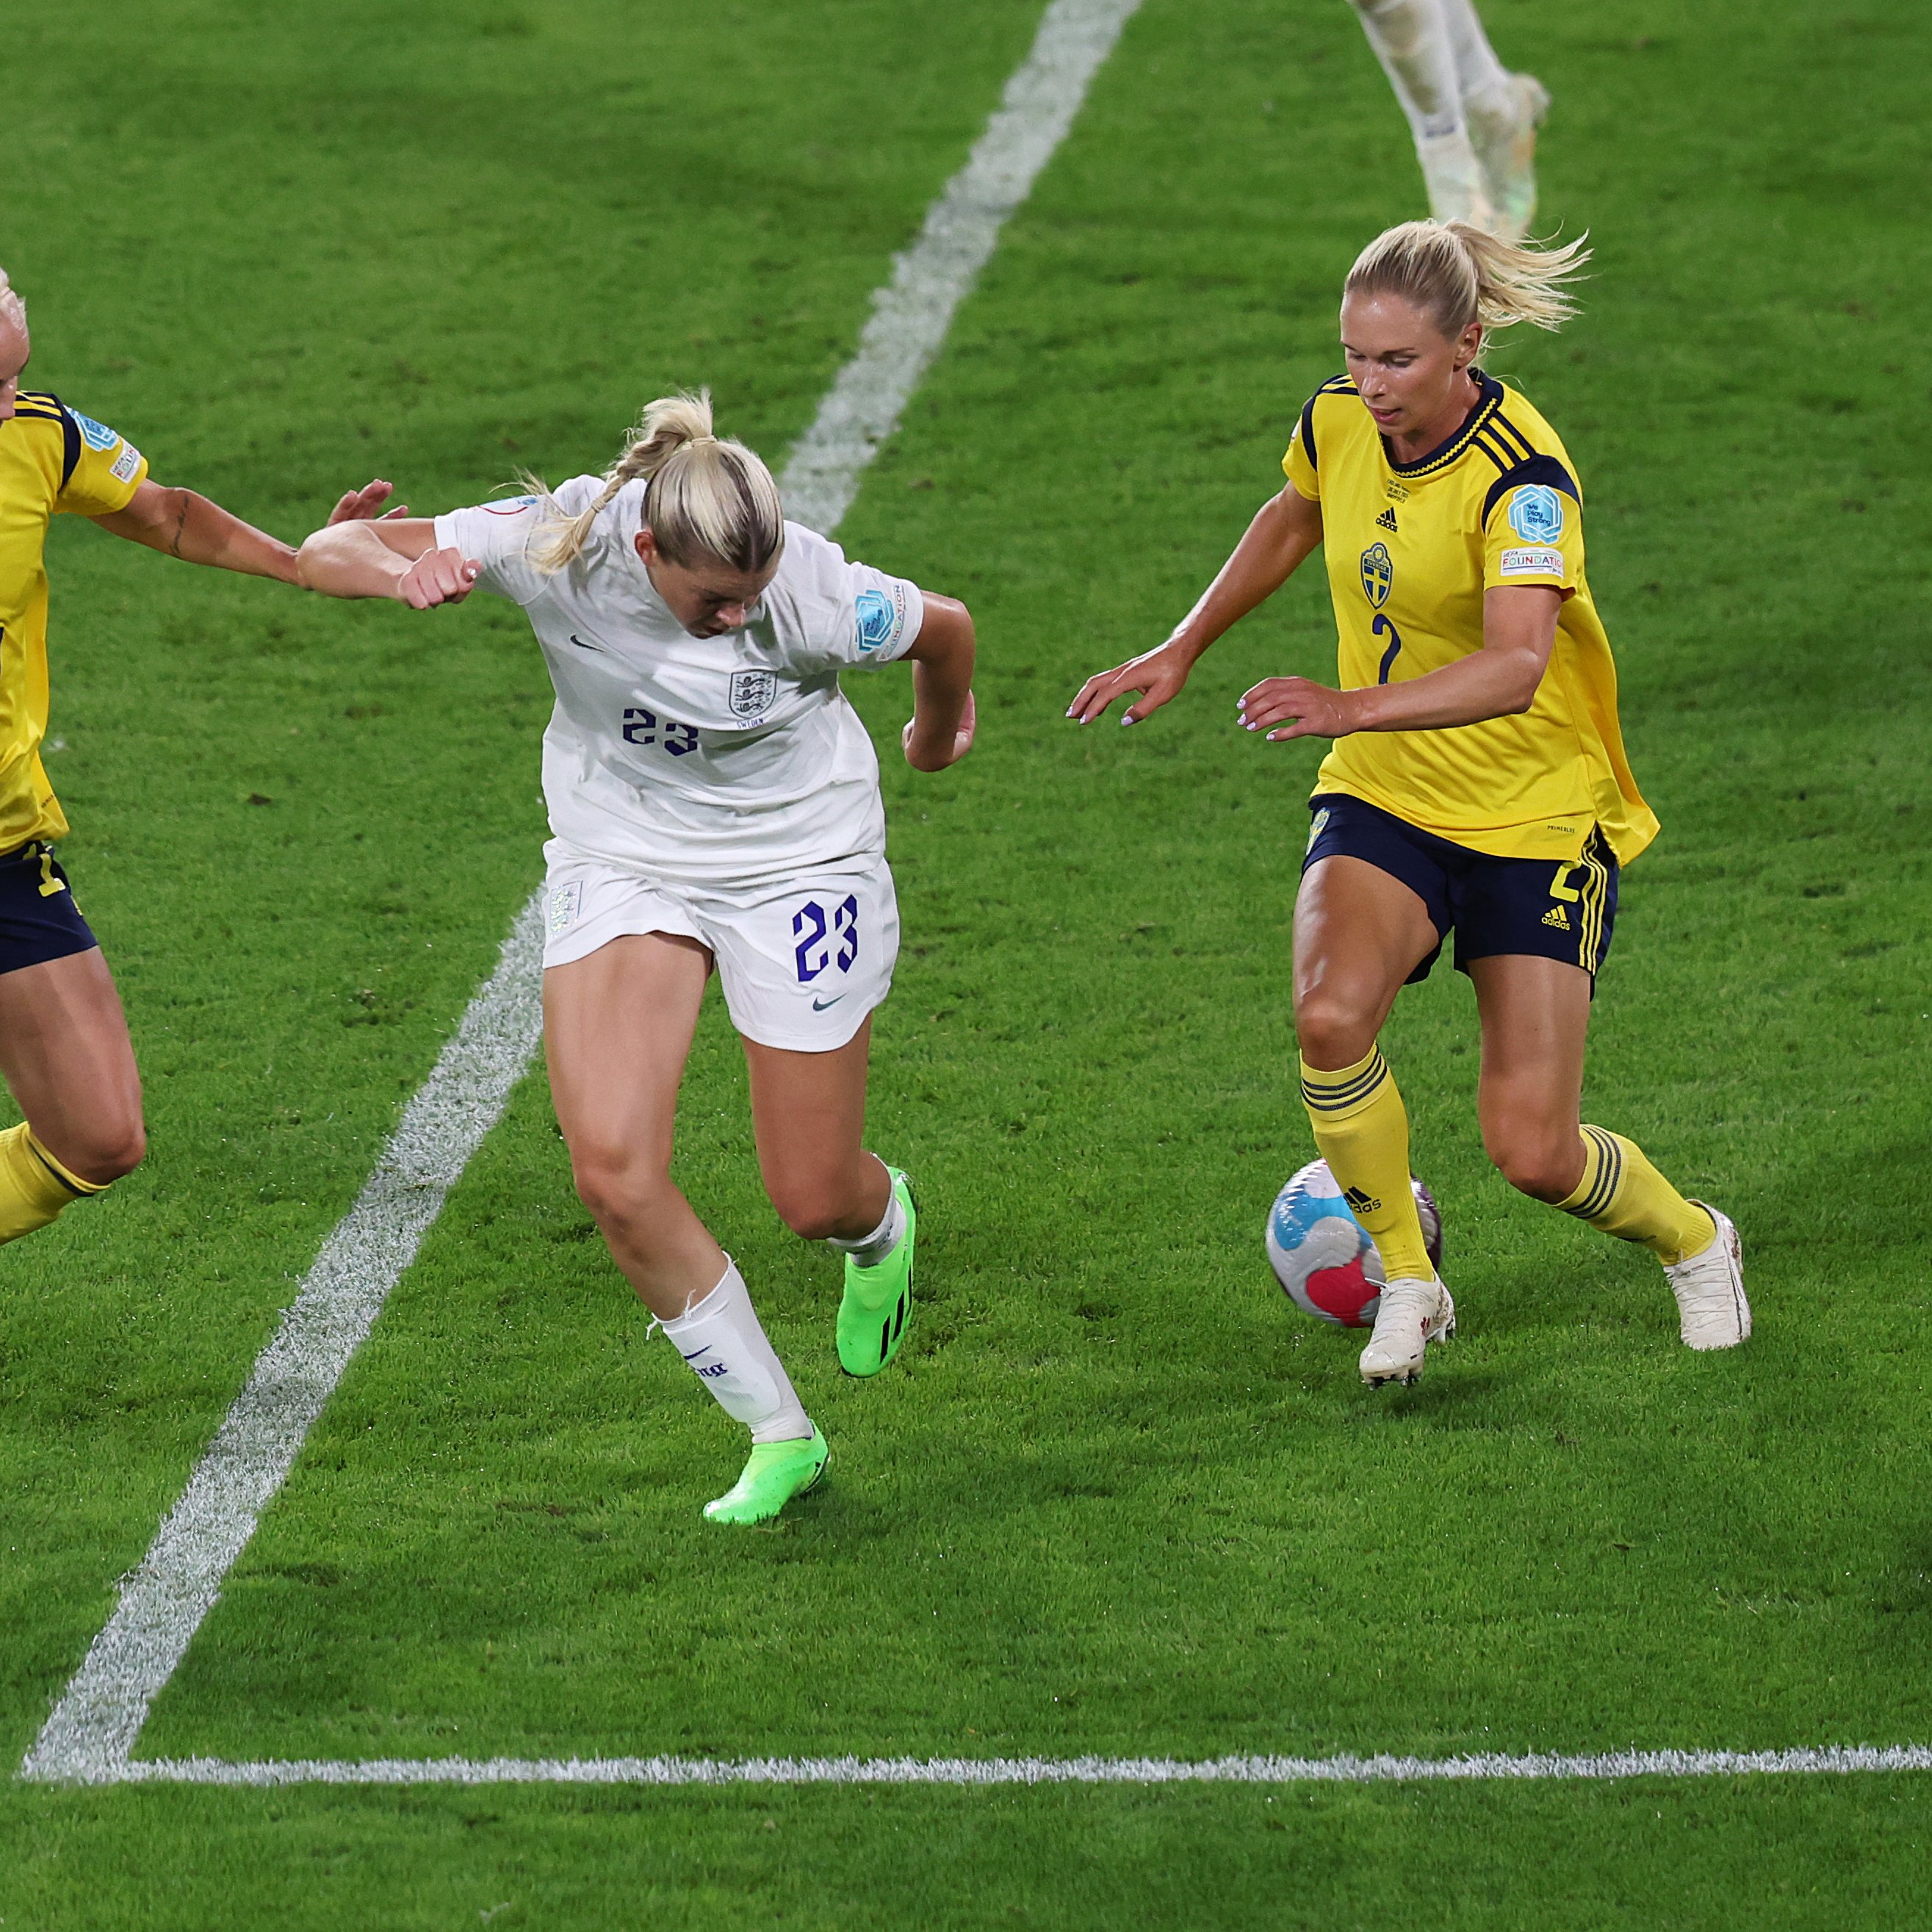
[1,0,1059,1800]
[21,900,547,1784]
[10,0,1932,1924]
[130,0,1932,1785]
[21,0,1145,1787]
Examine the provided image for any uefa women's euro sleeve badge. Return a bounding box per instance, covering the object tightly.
[1497,484,1569,579]
[856,589,893,652]
[1505,484,1565,543]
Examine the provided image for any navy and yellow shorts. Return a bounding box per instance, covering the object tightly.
[0,841,100,977]
[1303,793,1618,985]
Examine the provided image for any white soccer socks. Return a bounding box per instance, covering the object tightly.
[660,1258,814,1445]
[1437,0,1515,130]
[824,1172,906,1269]
[1351,0,1491,224]
[1348,0,1545,237]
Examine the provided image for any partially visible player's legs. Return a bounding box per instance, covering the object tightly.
[1346,0,1495,228]
[1468,954,1747,1349]
[1293,855,1455,1384]
[0,947,145,1246]
[544,933,825,1523]
[743,1024,915,1378]
[1436,0,1549,240]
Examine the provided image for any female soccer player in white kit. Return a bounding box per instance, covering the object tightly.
[298,394,976,1525]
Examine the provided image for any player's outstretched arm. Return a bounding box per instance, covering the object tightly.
[900,593,976,772]
[295,516,480,608]
[90,476,411,585]
[1067,483,1323,727]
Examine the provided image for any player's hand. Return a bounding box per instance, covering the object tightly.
[396,547,480,609]
[1066,641,1194,727]
[903,690,976,771]
[327,479,411,525]
[1237,677,1361,741]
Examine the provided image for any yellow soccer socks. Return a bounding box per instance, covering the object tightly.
[1556,1125,1715,1266]
[0,1120,104,1245]
[1300,1048,1436,1280]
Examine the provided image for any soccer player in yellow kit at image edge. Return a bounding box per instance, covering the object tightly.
[0,265,394,1254]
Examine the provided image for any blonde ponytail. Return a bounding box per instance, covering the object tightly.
[525,389,785,577]
[1344,219,1590,342]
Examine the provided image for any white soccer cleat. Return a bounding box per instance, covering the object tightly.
[1468,73,1551,242]
[1416,131,1499,232]
[1359,1275,1456,1386]
[1664,1204,1750,1350]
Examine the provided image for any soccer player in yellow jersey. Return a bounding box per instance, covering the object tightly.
[1070,220,1748,1383]
[0,266,389,1254]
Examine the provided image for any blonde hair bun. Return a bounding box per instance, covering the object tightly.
[525,389,785,577]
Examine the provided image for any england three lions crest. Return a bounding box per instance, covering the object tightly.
[728,668,778,722]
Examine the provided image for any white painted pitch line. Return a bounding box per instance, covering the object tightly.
[108,1745,1932,1787]
[779,0,1143,534]
[21,0,1142,1789]
[18,895,548,1786]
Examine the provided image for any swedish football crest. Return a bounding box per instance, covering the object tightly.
[727,668,778,721]
[1359,541,1394,609]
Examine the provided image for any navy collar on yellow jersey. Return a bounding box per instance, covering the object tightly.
[1381,370,1506,479]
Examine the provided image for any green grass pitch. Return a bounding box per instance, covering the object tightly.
[4,0,1931,1922]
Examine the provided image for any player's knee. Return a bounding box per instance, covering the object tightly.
[568,1144,671,1230]
[1485,1121,1579,1204]
[1293,993,1379,1073]
[767,1183,848,1244]
[761,1158,866,1242]
[57,1114,145,1187]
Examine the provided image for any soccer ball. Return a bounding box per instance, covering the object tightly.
[1266,1158,1443,1329]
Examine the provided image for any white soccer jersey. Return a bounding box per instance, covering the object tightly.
[434,477,923,885]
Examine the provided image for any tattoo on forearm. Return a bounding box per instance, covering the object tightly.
[169,494,190,558]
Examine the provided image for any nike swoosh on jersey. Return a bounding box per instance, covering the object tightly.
[569,633,606,653]
[812,994,846,1010]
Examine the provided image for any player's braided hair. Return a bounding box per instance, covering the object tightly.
[1345,220,1590,342]
[525,389,785,577]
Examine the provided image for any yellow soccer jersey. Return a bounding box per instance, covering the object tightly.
[0,392,148,851]
[1283,370,1658,865]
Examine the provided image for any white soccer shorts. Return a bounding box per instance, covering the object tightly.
[540,843,899,1052]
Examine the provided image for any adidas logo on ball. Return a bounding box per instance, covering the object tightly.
[1266,1158,1443,1329]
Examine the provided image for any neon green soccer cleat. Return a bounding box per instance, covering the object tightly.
[702,1427,829,1527]
[837,1167,915,1377]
